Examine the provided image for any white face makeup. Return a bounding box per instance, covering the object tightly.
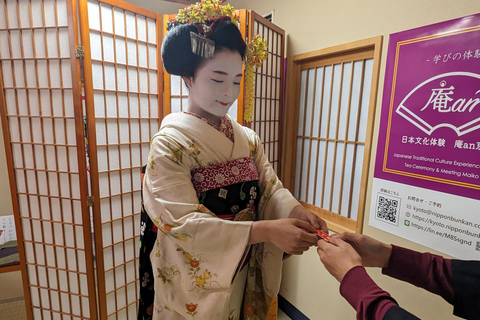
[184,49,243,124]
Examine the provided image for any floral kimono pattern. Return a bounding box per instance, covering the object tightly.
[143,113,300,319]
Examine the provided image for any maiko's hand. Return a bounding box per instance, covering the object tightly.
[289,205,329,234]
[267,218,319,255]
[317,237,363,282]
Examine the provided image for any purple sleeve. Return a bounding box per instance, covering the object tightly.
[382,245,454,303]
[340,266,399,320]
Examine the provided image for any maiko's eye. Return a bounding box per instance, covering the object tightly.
[211,79,223,83]
[234,82,240,85]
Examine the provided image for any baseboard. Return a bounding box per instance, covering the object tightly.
[278,294,310,320]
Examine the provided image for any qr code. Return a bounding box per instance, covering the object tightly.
[476,241,480,252]
[376,194,400,226]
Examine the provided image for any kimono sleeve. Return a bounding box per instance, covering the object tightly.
[143,128,253,289]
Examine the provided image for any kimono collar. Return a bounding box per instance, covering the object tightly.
[160,112,250,161]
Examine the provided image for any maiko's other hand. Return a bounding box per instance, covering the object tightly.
[289,205,329,234]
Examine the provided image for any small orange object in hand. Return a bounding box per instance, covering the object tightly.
[316,229,331,241]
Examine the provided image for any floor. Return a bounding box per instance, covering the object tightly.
[0,299,292,320]
[0,298,27,320]
[278,309,293,320]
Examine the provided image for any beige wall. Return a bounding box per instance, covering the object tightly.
[224,0,479,319]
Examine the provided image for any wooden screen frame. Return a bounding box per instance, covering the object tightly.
[0,0,98,318]
[78,0,162,318]
[283,36,383,233]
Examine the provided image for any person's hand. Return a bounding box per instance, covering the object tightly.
[289,205,328,234]
[335,232,392,268]
[250,219,319,255]
[317,237,362,282]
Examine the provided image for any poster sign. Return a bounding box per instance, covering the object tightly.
[369,14,480,259]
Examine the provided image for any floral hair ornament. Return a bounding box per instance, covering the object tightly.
[167,0,268,122]
[243,35,267,122]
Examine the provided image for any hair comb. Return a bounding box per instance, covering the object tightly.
[190,31,215,59]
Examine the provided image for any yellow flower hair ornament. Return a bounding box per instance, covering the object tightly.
[244,35,268,122]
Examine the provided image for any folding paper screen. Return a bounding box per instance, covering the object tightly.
[79,0,161,318]
[247,11,285,176]
[0,0,97,319]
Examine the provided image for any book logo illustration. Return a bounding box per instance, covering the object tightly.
[396,72,480,136]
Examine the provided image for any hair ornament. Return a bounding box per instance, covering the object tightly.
[243,35,268,122]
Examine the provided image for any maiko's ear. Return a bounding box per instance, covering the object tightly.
[182,76,193,89]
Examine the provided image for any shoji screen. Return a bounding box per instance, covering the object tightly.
[247,11,285,176]
[284,37,382,233]
[0,0,98,319]
[79,0,161,318]
[162,10,247,122]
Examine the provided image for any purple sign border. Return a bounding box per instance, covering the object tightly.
[375,13,480,201]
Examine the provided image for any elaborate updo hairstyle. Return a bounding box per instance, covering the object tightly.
[161,18,247,78]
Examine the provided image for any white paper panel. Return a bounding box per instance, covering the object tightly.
[17,89,28,115]
[0,2,7,29]
[92,62,104,89]
[2,61,13,87]
[350,145,365,221]
[43,0,57,27]
[104,64,116,90]
[90,31,102,60]
[149,71,156,94]
[115,37,126,64]
[138,69,148,93]
[147,19,156,44]
[117,66,127,91]
[99,173,109,198]
[114,9,125,36]
[0,31,10,59]
[149,96,158,118]
[127,39,137,66]
[118,93,128,118]
[296,70,307,135]
[120,145,131,168]
[96,119,107,145]
[56,0,68,27]
[147,44,156,69]
[101,4,113,34]
[108,146,120,171]
[107,119,119,144]
[348,60,363,141]
[320,65,332,138]
[121,170,132,193]
[293,137,302,198]
[49,60,61,87]
[94,91,105,117]
[338,62,352,140]
[30,1,42,28]
[328,64,341,139]
[130,120,139,143]
[130,144,140,167]
[125,12,136,39]
[128,67,138,92]
[103,34,115,63]
[105,92,117,118]
[25,60,36,87]
[136,16,146,42]
[87,1,100,30]
[138,42,147,68]
[129,94,139,117]
[97,146,108,172]
[5,0,18,28]
[20,117,31,142]
[100,198,111,223]
[13,60,25,87]
[358,59,373,143]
